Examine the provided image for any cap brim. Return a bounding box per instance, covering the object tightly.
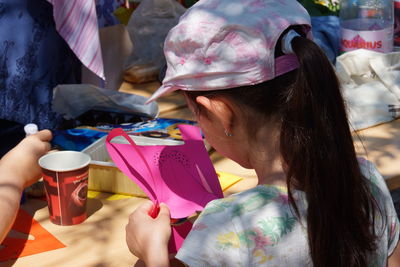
[145,84,177,104]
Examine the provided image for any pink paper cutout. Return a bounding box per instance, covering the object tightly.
[105,125,223,219]
[106,125,222,252]
[195,164,213,194]
[168,220,193,254]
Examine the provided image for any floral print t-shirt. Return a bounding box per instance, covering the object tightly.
[176,158,400,266]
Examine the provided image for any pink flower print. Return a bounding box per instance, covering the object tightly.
[252,227,272,252]
[204,57,212,65]
[200,54,218,65]
[277,193,289,205]
[180,57,186,65]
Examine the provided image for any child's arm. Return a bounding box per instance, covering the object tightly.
[0,130,52,243]
[126,200,171,267]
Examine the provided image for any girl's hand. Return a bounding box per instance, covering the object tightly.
[126,200,171,266]
[0,130,52,189]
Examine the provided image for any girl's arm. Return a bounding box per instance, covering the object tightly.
[0,130,52,243]
[126,201,171,267]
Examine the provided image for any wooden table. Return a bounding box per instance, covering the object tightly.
[4,194,145,267]
[3,82,400,266]
[354,119,400,190]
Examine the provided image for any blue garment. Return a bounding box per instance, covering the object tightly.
[0,0,80,130]
[96,0,122,27]
[311,16,340,63]
[0,119,25,157]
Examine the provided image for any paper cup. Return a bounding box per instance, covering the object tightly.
[39,151,91,225]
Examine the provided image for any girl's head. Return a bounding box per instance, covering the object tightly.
[146,0,313,164]
[146,0,312,103]
[148,0,381,266]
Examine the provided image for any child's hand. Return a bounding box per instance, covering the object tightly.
[0,130,52,189]
[126,200,171,266]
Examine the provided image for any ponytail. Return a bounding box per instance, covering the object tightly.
[282,36,379,266]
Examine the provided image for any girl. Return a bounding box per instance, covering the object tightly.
[125,0,400,266]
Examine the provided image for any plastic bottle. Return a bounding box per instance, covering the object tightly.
[24,123,38,136]
[339,0,394,53]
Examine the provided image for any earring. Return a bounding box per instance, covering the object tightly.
[224,129,234,137]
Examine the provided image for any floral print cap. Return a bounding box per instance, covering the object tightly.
[146,0,312,103]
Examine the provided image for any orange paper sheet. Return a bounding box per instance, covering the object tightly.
[0,209,65,261]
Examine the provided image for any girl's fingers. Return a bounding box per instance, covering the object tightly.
[135,200,155,215]
[158,203,170,220]
[36,129,53,141]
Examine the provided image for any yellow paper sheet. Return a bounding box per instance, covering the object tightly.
[87,171,244,200]
[216,171,244,192]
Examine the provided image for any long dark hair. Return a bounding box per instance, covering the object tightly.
[184,29,381,266]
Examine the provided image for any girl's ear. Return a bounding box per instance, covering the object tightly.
[195,96,234,133]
